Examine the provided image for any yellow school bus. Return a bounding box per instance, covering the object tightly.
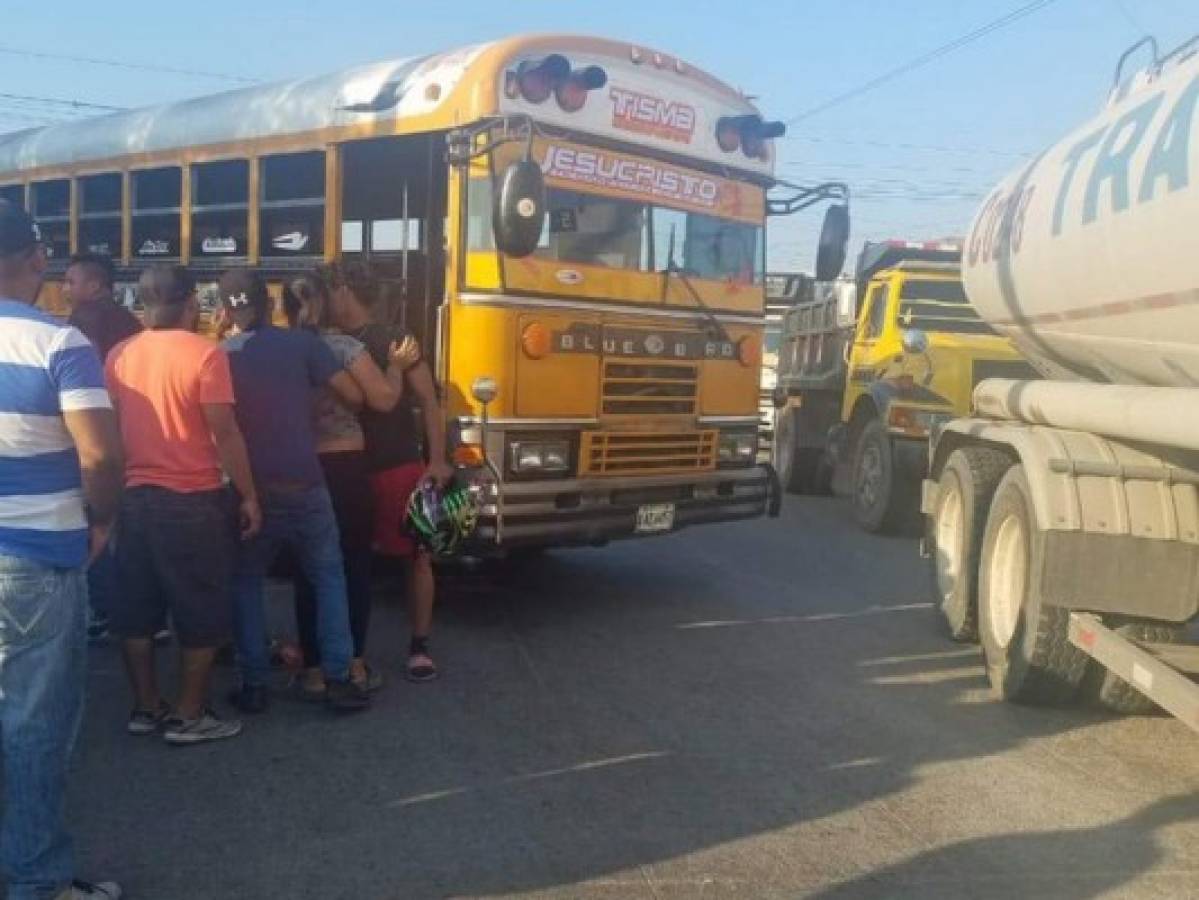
[0,34,831,553]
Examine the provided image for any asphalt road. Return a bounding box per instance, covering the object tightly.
[69,494,1199,899]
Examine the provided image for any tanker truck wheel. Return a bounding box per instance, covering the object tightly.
[1078,618,1187,715]
[928,447,1012,643]
[774,407,832,495]
[977,465,1088,704]
[851,418,915,534]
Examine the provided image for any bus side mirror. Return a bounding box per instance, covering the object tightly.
[815,204,850,281]
[493,159,547,258]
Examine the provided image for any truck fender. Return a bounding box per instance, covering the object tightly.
[931,418,1199,535]
[866,382,899,423]
[930,418,1199,622]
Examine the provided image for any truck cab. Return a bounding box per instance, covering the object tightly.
[773,239,1034,533]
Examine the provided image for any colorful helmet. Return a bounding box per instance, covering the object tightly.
[404,478,481,558]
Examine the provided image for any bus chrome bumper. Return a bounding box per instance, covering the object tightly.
[470,465,772,552]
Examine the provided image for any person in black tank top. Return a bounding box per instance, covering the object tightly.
[325,261,450,682]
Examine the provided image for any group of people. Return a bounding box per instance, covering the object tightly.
[0,199,449,899]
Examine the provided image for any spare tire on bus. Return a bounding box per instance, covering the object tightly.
[977,465,1088,704]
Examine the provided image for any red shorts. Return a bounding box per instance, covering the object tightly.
[370,462,425,558]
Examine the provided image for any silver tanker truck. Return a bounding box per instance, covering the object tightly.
[922,35,1199,729]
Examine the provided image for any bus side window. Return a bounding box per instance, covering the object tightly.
[79,173,123,258]
[132,167,182,260]
[30,179,71,262]
[191,160,249,260]
[260,151,325,258]
[0,184,24,210]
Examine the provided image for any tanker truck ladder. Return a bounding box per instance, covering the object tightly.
[1069,613,1199,734]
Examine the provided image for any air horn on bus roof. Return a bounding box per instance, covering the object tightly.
[715,114,786,160]
[506,54,608,112]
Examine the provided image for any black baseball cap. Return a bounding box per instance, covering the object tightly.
[0,200,40,257]
[218,269,269,311]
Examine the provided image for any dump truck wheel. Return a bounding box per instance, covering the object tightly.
[851,418,914,533]
[774,407,832,495]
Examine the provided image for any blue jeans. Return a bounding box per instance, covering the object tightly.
[0,555,86,900]
[232,485,352,686]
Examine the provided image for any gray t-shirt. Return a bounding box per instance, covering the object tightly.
[313,331,366,446]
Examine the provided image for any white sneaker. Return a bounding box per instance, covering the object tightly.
[163,708,242,745]
[56,880,122,899]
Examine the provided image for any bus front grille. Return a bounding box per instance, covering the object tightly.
[579,430,718,476]
[602,362,699,416]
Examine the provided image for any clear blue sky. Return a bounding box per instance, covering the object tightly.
[0,0,1194,271]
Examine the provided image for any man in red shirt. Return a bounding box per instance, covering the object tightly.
[64,254,141,362]
[105,266,261,745]
[63,253,141,644]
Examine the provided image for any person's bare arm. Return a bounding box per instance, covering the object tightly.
[328,370,365,410]
[346,353,403,412]
[201,402,261,539]
[61,407,124,562]
[407,361,452,483]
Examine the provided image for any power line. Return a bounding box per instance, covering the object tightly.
[0,45,256,84]
[785,134,1033,158]
[0,92,124,113]
[785,0,1062,125]
[0,110,63,125]
[1109,0,1148,34]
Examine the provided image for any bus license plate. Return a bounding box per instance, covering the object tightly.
[635,503,675,533]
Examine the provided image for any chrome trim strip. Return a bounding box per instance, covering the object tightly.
[496,466,768,497]
[698,415,761,426]
[482,483,766,516]
[458,291,765,326]
[456,416,599,428]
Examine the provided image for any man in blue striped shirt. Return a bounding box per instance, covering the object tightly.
[0,201,124,900]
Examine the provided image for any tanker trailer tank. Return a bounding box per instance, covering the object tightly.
[922,36,1199,729]
[963,35,1199,390]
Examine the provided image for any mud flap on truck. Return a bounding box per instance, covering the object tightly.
[929,418,1199,623]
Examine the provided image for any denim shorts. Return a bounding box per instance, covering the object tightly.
[112,485,235,648]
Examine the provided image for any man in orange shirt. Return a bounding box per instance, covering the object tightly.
[105,266,261,746]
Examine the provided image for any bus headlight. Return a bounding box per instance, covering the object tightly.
[718,431,758,466]
[509,439,572,475]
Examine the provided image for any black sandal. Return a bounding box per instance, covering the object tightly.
[406,636,439,683]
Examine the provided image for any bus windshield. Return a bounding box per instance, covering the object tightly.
[465,138,766,292]
[536,187,763,283]
[897,279,995,336]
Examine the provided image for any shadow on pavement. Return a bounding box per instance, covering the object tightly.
[68,498,1199,898]
[808,793,1199,900]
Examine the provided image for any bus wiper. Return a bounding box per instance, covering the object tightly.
[658,224,731,344]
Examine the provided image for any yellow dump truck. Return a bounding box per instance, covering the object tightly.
[772,240,1035,533]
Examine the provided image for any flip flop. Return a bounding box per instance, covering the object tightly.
[406,652,439,683]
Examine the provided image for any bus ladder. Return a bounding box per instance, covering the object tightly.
[1069,612,1199,735]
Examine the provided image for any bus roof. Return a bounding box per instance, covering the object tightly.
[0,34,773,180]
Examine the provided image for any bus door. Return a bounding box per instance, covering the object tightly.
[340,133,448,352]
